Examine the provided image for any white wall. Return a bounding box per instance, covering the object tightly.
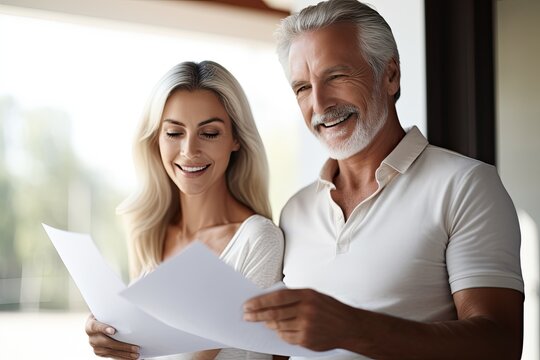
[496,1,540,359]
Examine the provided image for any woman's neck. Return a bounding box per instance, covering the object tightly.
[161,179,253,261]
[177,179,250,238]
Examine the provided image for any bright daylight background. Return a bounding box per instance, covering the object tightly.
[0,8,303,359]
[7,1,538,359]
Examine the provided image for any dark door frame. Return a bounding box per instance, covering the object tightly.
[425,0,496,165]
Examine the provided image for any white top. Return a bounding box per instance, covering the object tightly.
[280,126,523,360]
[153,214,284,360]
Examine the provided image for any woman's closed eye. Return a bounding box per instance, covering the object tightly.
[201,131,220,139]
[166,131,182,138]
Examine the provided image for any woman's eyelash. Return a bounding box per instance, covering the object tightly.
[164,131,219,139]
[202,132,219,139]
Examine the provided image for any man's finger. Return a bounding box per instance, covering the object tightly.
[244,303,298,321]
[265,318,298,331]
[244,289,301,311]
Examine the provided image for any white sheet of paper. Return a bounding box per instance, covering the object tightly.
[120,241,339,357]
[42,224,224,358]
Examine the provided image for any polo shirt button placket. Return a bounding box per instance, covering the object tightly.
[336,241,344,254]
[336,231,350,254]
[333,209,343,226]
[334,212,348,254]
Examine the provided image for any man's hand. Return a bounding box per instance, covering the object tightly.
[243,288,358,351]
[85,314,140,359]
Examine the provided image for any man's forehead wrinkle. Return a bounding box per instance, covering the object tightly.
[289,60,311,88]
[288,51,328,87]
[288,30,328,81]
[289,36,358,85]
[289,61,353,88]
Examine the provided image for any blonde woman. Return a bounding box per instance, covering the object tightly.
[85,61,284,360]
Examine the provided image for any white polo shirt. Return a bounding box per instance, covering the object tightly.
[281,126,523,360]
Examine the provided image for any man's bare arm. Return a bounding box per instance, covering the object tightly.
[244,287,523,360]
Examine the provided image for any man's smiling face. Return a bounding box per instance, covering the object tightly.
[288,23,388,160]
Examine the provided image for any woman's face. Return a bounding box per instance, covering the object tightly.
[158,89,239,196]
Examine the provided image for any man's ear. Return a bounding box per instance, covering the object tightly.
[384,58,400,98]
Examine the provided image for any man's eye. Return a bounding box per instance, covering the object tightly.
[329,74,344,80]
[295,85,309,95]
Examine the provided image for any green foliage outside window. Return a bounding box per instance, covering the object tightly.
[0,96,128,311]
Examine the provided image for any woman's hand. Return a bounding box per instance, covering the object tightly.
[85,314,140,359]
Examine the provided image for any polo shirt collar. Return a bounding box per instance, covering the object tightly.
[317,158,338,191]
[382,126,428,174]
[316,126,428,192]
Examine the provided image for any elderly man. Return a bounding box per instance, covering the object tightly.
[243,0,524,359]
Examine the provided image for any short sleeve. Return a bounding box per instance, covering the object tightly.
[446,163,524,293]
[239,219,284,289]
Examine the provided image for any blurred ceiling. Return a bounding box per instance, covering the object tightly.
[209,0,292,15]
[0,0,294,42]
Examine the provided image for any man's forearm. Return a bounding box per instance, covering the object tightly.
[341,308,521,360]
[243,288,523,359]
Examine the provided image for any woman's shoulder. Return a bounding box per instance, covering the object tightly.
[240,214,283,239]
[221,214,284,266]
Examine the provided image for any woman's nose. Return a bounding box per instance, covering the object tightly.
[180,135,200,158]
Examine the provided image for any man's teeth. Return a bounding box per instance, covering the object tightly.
[322,113,352,128]
[181,165,208,173]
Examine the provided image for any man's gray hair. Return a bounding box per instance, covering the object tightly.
[275,0,401,100]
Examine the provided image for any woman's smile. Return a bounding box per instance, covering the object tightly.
[175,163,211,177]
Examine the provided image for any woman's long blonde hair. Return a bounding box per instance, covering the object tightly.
[118,61,272,279]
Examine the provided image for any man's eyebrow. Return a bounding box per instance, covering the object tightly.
[325,65,351,73]
[162,118,225,127]
[323,65,352,75]
[290,65,353,89]
[291,79,308,90]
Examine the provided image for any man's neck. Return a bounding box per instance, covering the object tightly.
[331,116,405,218]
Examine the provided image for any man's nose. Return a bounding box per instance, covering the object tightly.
[311,84,334,115]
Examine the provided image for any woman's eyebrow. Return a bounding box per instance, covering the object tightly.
[163,119,184,126]
[162,118,225,127]
[198,118,225,127]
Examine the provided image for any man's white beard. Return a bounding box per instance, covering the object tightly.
[312,93,388,160]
